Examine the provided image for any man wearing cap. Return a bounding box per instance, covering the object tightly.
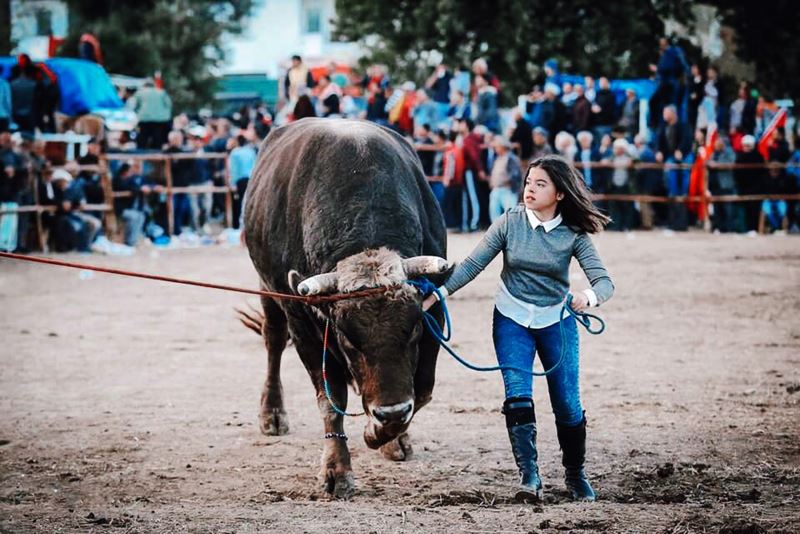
[48,169,101,252]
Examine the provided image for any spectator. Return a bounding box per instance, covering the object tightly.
[0,77,11,133]
[632,133,662,228]
[15,133,44,252]
[618,88,639,138]
[448,90,472,122]
[591,77,616,141]
[425,62,453,126]
[284,55,315,103]
[488,136,522,222]
[164,130,194,235]
[531,127,553,160]
[706,136,739,233]
[112,162,150,246]
[10,56,39,134]
[545,83,568,141]
[583,76,596,103]
[571,84,592,133]
[575,131,600,190]
[652,36,689,110]
[442,130,465,230]
[363,65,390,126]
[77,138,105,222]
[459,118,484,232]
[48,169,101,252]
[426,128,447,207]
[0,131,24,251]
[655,105,693,230]
[414,124,436,178]
[697,66,720,131]
[508,108,533,168]
[554,131,577,161]
[734,135,766,234]
[687,64,704,130]
[130,79,173,149]
[292,93,316,121]
[475,74,500,134]
[317,74,342,117]
[228,135,257,230]
[471,58,501,102]
[188,129,214,232]
[608,138,634,231]
[410,88,436,135]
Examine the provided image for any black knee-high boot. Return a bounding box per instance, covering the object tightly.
[503,397,543,501]
[556,416,596,502]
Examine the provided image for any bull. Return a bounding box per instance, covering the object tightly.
[243,118,450,498]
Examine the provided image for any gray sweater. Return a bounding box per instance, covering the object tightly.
[443,206,614,306]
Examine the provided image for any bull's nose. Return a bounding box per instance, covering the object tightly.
[371,400,414,425]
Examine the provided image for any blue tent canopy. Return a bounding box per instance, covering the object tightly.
[1,56,123,116]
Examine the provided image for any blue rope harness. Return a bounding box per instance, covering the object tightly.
[320,278,606,418]
[406,278,605,377]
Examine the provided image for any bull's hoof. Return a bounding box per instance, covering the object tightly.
[380,432,413,461]
[320,469,356,500]
[259,407,289,436]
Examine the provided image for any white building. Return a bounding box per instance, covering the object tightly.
[10,0,69,60]
[223,0,361,77]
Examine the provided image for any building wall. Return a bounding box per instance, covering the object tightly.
[224,0,361,78]
[11,0,68,59]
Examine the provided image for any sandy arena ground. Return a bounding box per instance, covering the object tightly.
[1,230,799,533]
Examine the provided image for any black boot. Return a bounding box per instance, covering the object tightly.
[556,416,596,502]
[503,397,543,502]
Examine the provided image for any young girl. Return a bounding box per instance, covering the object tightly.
[423,155,614,502]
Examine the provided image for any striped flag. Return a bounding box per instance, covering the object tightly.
[758,107,788,160]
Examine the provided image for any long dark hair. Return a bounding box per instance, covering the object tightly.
[526,155,611,233]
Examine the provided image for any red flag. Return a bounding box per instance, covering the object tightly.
[687,124,718,220]
[758,107,788,160]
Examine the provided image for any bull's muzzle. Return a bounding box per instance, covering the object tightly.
[370,399,414,426]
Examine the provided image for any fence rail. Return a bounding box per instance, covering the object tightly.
[4,153,800,251]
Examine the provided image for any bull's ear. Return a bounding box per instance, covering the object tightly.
[287,270,303,294]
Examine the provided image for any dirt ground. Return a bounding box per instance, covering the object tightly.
[1,230,799,533]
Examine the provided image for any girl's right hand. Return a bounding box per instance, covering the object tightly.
[422,294,438,312]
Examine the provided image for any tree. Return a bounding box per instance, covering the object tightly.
[701,0,799,100]
[0,0,11,55]
[334,0,692,105]
[58,0,256,111]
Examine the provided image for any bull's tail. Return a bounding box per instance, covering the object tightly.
[236,302,265,336]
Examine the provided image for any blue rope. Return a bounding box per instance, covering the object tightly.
[407,278,604,377]
[322,319,365,417]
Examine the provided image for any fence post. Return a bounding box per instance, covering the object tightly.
[164,156,174,236]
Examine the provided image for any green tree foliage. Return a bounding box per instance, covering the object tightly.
[59,0,256,111]
[702,0,799,100]
[334,0,691,104]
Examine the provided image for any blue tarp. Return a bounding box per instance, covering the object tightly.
[0,56,123,116]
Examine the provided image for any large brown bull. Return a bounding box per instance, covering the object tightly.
[243,118,450,498]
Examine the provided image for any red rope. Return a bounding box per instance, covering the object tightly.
[0,251,391,304]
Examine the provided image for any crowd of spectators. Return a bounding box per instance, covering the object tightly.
[2,39,800,254]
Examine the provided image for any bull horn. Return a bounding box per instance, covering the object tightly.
[297,272,340,296]
[402,256,451,277]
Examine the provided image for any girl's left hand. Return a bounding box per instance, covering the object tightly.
[569,291,590,312]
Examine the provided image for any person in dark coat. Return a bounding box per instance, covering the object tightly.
[734,135,766,233]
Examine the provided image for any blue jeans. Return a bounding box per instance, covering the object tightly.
[492,308,583,426]
[462,170,480,231]
[489,187,518,222]
[665,155,693,197]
